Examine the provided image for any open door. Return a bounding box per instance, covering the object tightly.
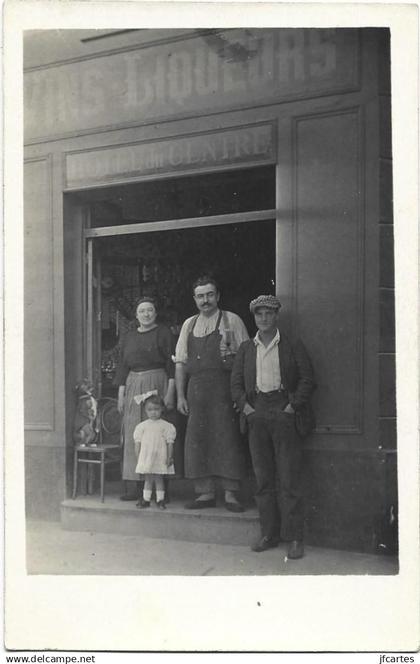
[85,238,102,398]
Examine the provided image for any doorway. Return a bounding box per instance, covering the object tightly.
[64,165,276,482]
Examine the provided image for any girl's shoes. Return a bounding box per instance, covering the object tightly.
[135,498,166,509]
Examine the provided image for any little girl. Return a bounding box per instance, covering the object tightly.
[133,394,176,509]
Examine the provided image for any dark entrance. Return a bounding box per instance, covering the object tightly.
[65,165,276,484]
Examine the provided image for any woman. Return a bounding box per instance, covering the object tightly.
[114,297,176,501]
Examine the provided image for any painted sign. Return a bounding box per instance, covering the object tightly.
[25,28,359,141]
[65,123,275,188]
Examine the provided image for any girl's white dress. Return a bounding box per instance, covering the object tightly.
[134,418,176,475]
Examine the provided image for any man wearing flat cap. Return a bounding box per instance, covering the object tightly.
[231,295,316,559]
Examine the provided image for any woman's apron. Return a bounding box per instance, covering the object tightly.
[185,311,243,480]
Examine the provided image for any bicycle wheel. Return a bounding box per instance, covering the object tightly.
[100,398,122,436]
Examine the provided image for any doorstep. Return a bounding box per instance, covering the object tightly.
[61,481,261,546]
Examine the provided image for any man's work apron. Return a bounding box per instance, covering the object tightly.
[185,311,244,480]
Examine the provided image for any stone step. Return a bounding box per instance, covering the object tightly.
[99,475,257,502]
[61,494,261,547]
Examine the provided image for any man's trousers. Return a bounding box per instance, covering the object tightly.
[248,391,304,542]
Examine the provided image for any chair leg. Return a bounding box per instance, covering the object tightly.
[72,450,78,499]
[100,451,105,503]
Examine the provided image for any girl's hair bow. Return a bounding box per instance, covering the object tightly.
[133,389,158,405]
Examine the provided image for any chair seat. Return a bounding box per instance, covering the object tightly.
[74,444,120,452]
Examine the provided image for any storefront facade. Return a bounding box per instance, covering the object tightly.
[24,28,395,552]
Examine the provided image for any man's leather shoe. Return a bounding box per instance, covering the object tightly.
[287,540,304,559]
[224,501,245,513]
[251,536,279,552]
[184,499,216,509]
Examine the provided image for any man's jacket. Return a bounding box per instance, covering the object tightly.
[231,332,316,438]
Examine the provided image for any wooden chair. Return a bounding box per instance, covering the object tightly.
[72,397,122,503]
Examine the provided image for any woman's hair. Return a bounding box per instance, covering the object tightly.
[135,296,157,311]
[144,394,164,409]
[192,275,220,294]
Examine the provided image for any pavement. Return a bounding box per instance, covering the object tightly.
[26,520,398,576]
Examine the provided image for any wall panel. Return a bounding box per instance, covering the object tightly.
[294,110,362,433]
[25,446,67,521]
[24,157,55,430]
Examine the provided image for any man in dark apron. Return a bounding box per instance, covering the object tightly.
[175,276,249,511]
[231,295,316,559]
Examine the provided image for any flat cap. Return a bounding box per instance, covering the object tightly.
[249,294,282,314]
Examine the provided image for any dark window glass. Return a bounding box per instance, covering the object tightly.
[76,166,275,227]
